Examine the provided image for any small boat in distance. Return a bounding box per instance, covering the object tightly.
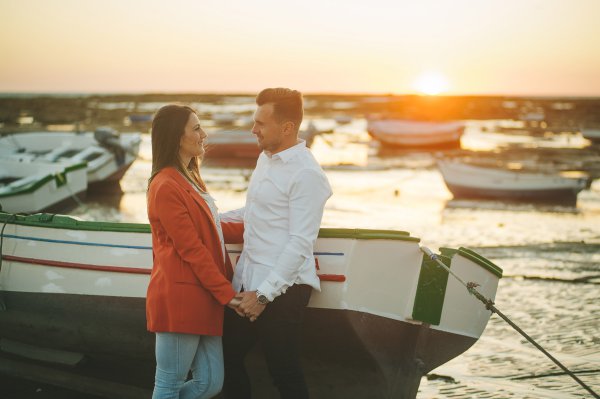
[334,115,353,124]
[367,119,465,148]
[437,159,588,204]
[211,112,238,125]
[0,129,141,186]
[204,123,320,163]
[581,128,600,143]
[0,160,87,213]
[0,211,501,398]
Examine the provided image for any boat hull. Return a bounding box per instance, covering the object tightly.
[367,120,465,148]
[445,182,580,203]
[0,290,476,398]
[438,160,587,204]
[0,213,501,398]
[0,132,142,185]
[0,162,87,214]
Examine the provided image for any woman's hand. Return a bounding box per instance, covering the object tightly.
[227,294,245,317]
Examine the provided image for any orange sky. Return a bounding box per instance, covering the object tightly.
[1,0,599,96]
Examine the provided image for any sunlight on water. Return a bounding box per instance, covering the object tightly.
[66,119,600,399]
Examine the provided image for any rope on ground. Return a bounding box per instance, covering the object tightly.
[421,246,600,399]
[64,180,87,211]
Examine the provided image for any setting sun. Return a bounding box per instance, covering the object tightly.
[413,72,450,95]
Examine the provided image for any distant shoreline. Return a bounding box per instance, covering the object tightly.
[1,92,600,100]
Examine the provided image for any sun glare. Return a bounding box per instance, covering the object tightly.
[413,72,449,95]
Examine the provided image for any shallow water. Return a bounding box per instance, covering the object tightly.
[29,116,589,398]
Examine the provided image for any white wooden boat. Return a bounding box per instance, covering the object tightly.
[334,115,353,124]
[0,160,87,213]
[205,125,319,161]
[437,159,588,203]
[205,130,263,159]
[0,129,141,186]
[367,119,465,147]
[581,128,600,143]
[0,212,502,398]
[211,112,238,125]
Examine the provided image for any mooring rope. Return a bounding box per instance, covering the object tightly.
[421,246,600,399]
[64,179,86,209]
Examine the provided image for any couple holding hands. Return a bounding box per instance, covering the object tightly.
[146,88,332,399]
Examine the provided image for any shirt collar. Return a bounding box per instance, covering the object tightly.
[266,139,306,163]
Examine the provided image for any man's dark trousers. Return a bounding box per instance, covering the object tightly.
[222,284,312,399]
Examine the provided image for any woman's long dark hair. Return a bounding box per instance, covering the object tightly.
[148,104,207,191]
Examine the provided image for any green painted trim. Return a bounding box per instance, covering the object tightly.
[64,163,88,174]
[0,212,151,233]
[0,212,420,241]
[412,253,452,325]
[458,247,503,278]
[0,162,87,198]
[439,246,503,278]
[318,228,419,242]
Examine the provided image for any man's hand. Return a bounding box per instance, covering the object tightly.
[237,291,266,322]
[227,294,245,317]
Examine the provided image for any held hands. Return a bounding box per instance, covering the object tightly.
[227,295,243,313]
[228,291,266,322]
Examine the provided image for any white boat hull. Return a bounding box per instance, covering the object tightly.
[0,213,502,397]
[437,160,588,203]
[0,132,141,185]
[367,120,465,147]
[0,161,87,213]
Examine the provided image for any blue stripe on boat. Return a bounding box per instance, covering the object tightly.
[3,234,345,256]
[3,234,152,250]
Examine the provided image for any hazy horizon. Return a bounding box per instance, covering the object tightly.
[2,91,600,100]
[2,0,600,96]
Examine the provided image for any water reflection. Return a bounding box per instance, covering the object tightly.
[58,115,600,399]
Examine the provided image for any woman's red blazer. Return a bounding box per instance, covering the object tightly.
[146,167,243,336]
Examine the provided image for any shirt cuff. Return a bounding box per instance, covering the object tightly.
[256,272,289,302]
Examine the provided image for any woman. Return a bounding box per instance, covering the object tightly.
[146,104,243,399]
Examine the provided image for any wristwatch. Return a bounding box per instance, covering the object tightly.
[256,291,270,305]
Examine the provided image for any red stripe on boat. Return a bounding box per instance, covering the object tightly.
[2,255,347,281]
[3,255,151,275]
[318,274,346,282]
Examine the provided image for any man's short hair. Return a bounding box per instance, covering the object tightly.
[256,88,303,129]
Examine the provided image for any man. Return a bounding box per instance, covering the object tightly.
[221,88,332,399]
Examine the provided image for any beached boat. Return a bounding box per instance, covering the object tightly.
[437,159,588,203]
[0,211,502,398]
[0,160,87,213]
[211,112,238,125]
[204,130,263,159]
[334,115,353,124]
[367,119,465,148]
[581,128,600,143]
[0,129,141,186]
[127,114,153,123]
[204,124,319,161]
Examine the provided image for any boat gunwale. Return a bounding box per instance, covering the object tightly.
[440,247,503,278]
[0,162,88,198]
[0,212,420,241]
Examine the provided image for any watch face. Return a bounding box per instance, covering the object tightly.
[257,295,269,304]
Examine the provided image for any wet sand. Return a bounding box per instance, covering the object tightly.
[1,94,599,398]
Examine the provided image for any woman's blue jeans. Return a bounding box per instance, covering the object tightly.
[152,332,224,399]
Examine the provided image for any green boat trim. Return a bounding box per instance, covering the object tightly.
[318,228,419,242]
[0,212,152,233]
[412,253,452,325]
[440,246,503,278]
[0,212,420,241]
[0,162,87,198]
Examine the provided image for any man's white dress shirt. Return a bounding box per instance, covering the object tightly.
[221,140,332,301]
